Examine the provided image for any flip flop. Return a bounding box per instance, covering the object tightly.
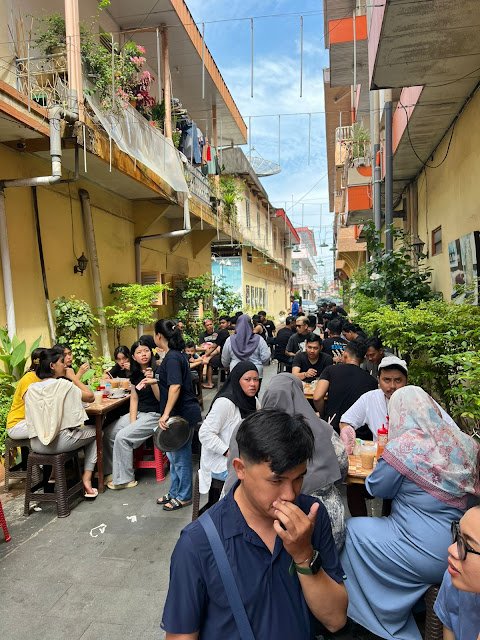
[84,488,98,499]
[106,480,138,490]
[202,384,214,389]
[156,493,172,505]
[163,498,192,511]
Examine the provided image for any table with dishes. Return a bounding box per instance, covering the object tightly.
[302,380,318,400]
[86,382,130,493]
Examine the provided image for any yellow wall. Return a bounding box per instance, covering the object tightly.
[0,144,211,352]
[416,90,480,300]
[242,253,289,319]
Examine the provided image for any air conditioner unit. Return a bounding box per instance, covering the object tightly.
[141,271,168,307]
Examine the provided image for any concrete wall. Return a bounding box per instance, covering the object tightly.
[416,90,480,301]
[0,144,210,351]
[242,253,289,319]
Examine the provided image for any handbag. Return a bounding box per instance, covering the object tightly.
[199,512,255,640]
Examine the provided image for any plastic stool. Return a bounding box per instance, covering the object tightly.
[24,450,83,518]
[133,440,168,482]
[0,501,11,542]
[4,437,31,491]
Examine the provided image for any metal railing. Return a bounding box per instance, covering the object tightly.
[15,51,68,108]
[184,161,213,205]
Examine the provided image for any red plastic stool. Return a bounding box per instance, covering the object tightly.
[0,500,11,542]
[133,440,168,482]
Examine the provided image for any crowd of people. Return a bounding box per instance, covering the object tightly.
[5,304,480,640]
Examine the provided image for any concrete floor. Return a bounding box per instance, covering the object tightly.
[0,363,375,639]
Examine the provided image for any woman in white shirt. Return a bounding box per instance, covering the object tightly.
[198,361,259,500]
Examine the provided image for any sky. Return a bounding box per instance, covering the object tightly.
[185,0,335,280]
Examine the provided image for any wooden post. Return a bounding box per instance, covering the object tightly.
[64,0,84,120]
[161,25,172,139]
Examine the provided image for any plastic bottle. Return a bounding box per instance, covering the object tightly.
[377,425,388,458]
[104,380,112,397]
[353,438,362,456]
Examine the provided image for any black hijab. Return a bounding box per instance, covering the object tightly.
[208,360,258,418]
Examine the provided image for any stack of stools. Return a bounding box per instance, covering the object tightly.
[133,439,169,482]
[24,450,84,518]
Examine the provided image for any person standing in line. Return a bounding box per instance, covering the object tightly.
[290,295,300,317]
[155,319,201,512]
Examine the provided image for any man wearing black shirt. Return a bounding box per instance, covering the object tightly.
[274,316,295,371]
[322,319,349,357]
[312,340,377,431]
[258,310,276,341]
[286,316,311,357]
[292,334,333,382]
[200,317,229,389]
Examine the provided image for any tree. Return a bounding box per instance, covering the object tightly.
[213,278,242,317]
[104,283,169,345]
[352,221,433,309]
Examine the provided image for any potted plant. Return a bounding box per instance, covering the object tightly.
[34,13,66,55]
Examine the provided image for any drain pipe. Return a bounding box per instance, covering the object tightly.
[78,189,111,360]
[0,190,15,338]
[134,193,191,283]
[0,92,79,338]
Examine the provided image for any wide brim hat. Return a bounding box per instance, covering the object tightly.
[153,416,191,452]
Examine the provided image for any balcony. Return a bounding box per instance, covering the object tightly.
[15,52,68,108]
[184,162,213,205]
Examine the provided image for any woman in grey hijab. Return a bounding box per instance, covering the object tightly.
[223,373,348,549]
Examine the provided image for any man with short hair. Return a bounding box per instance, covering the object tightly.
[362,337,393,379]
[313,340,378,431]
[322,319,349,357]
[290,295,300,318]
[434,506,480,640]
[161,409,348,639]
[286,316,311,358]
[258,310,276,341]
[292,334,333,383]
[342,322,366,342]
[200,318,229,389]
[274,316,296,371]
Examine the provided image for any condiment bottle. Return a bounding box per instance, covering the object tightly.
[100,384,107,399]
[377,425,388,458]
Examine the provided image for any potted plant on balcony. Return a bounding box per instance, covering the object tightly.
[351,123,370,166]
[34,13,66,55]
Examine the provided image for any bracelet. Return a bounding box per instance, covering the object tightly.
[293,553,312,566]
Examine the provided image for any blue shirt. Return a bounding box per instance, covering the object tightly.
[161,483,344,639]
[434,569,480,640]
[291,301,300,316]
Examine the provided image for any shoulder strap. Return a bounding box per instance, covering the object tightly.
[199,512,255,640]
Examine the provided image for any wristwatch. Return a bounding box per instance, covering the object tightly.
[289,550,322,576]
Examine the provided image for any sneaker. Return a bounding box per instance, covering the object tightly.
[106,480,138,490]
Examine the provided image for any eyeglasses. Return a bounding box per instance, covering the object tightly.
[451,521,480,561]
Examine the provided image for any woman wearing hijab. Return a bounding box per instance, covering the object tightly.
[341,386,480,640]
[198,361,259,506]
[223,372,348,549]
[221,314,271,384]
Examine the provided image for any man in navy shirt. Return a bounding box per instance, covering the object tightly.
[161,409,347,639]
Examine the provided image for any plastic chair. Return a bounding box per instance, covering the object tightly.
[424,585,442,640]
[0,501,11,542]
[24,450,84,518]
[133,439,168,482]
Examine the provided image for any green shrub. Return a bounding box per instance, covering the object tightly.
[54,296,98,367]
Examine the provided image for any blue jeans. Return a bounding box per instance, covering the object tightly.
[212,470,228,481]
[166,440,193,502]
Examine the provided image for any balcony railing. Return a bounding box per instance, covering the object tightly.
[184,162,213,205]
[15,52,68,108]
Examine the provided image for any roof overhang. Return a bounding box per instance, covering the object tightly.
[103,0,247,146]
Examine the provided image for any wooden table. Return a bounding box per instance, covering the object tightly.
[347,454,375,485]
[86,395,130,493]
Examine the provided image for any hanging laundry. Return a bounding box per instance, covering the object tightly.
[179,120,201,164]
[207,145,218,175]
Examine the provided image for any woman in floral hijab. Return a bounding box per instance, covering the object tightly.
[341,386,479,640]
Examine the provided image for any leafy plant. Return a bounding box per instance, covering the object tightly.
[351,221,433,309]
[0,328,42,396]
[351,122,370,160]
[104,282,169,345]
[219,176,243,224]
[0,391,12,455]
[359,300,480,433]
[34,13,66,55]
[174,275,213,317]
[54,296,98,367]
[213,278,242,317]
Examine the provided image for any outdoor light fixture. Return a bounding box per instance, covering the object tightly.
[412,234,426,258]
[74,253,88,276]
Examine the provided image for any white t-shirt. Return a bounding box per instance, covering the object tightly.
[340,388,458,440]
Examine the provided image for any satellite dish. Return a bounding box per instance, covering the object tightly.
[248,148,281,177]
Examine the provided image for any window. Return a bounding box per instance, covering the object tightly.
[432,226,442,255]
[245,285,250,305]
[247,252,253,263]
[245,198,251,228]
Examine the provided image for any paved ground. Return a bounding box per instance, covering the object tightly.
[0,363,372,640]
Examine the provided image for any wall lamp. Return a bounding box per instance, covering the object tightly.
[74,252,88,276]
[412,234,427,259]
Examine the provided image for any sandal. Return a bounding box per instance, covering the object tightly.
[84,488,99,499]
[156,493,172,505]
[163,498,192,511]
[202,383,214,389]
